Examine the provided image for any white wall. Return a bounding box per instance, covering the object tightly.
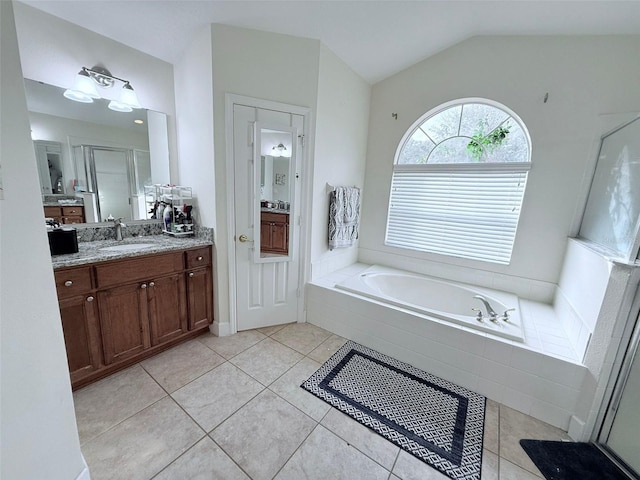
[1,2,87,478]
[360,36,640,292]
[210,24,321,331]
[311,45,371,279]
[13,2,179,182]
[174,25,216,228]
[30,111,149,190]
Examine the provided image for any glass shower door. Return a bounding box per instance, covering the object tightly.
[92,147,133,222]
[598,312,640,477]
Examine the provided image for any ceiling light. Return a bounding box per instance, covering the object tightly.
[272,143,288,157]
[134,119,144,125]
[63,68,100,102]
[63,65,143,112]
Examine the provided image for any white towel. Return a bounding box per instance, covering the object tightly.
[329,186,360,250]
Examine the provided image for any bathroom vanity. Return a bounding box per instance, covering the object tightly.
[52,239,213,389]
[260,210,289,255]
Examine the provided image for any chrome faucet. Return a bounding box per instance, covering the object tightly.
[473,295,497,321]
[111,217,126,241]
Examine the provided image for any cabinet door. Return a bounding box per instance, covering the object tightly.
[148,273,188,346]
[261,220,272,250]
[98,282,150,365]
[59,294,102,383]
[271,222,288,253]
[187,268,213,330]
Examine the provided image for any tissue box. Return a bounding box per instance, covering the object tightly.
[48,228,79,255]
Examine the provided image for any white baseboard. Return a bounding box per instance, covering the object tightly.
[212,321,231,337]
[76,454,91,480]
[568,415,587,441]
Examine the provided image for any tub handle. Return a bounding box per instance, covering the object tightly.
[501,308,516,322]
[471,308,483,322]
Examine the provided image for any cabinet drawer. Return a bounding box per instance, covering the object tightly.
[63,216,84,224]
[261,212,289,224]
[95,252,184,288]
[186,247,211,269]
[62,206,83,216]
[55,267,93,298]
[44,206,62,218]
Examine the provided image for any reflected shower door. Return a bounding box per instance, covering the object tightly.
[92,147,133,221]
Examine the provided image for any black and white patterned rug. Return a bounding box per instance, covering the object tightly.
[301,341,485,480]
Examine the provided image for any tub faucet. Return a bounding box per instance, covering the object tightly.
[473,295,497,321]
[111,217,126,241]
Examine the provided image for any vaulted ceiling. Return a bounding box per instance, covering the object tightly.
[19,1,640,84]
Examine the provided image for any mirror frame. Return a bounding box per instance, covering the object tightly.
[253,122,297,263]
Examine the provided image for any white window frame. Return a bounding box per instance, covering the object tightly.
[385,98,532,265]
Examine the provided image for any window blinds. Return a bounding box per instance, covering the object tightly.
[385,164,530,264]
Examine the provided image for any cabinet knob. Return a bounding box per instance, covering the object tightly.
[141,283,147,289]
[64,280,73,287]
[189,272,194,278]
[197,256,203,261]
[149,282,155,287]
[86,296,94,302]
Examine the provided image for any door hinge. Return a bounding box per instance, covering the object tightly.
[297,216,302,226]
[296,288,301,298]
[298,134,305,147]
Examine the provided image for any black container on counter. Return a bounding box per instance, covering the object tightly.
[48,228,79,255]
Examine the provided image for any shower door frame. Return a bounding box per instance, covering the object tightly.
[593,285,640,479]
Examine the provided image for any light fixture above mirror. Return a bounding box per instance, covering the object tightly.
[63,65,142,112]
[271,143,289,157]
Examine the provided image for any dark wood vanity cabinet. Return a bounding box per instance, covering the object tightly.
[54,245,213,389]
[261,212,289,254]
[55,266,103,384]
[44,205,85,224]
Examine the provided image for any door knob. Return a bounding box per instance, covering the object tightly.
[238,234,249,242]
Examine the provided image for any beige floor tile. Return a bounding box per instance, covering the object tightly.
[256,323,291,336]
[320,408,400,470]
[499,458,543,479]
[484,399,499,454]
[82,397,203,480]
[499,406,567,477]
[210,389,316,480]
[141,339,225,393]
[274,425,389,480]
[481,449,499,480]
[271,322,332,355]
[229,337,303,385]
[269,357,331,421]
[198,330,266,359]
[74,364,166,445]
[307,334,348,364]
[392,450,450,480]
[154,437,249,480]
[172,362,264,432]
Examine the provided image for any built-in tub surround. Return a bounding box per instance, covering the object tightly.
[308,264,587,433]
[337,265,524,342]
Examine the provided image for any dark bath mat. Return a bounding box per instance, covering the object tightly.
[520,439,629,480]
[302,341,485,480]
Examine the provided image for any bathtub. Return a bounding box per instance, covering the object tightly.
[335,265,525,342]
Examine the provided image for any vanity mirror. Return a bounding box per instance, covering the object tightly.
[25,78,170,224]
[254,124,296,262]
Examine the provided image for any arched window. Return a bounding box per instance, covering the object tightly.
[386,99,531,264]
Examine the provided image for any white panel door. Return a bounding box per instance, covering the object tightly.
[233,104,303,330]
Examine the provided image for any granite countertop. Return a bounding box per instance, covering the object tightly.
[51,234,213,269]
[43,201,84,207]
[261,208,290,214]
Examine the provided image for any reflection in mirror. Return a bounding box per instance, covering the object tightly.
[24,78,170,224]
[255,124,296,262]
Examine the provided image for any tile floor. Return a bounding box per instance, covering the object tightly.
[74,323,570,480]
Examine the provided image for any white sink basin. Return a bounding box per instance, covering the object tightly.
[100,243,156,252]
